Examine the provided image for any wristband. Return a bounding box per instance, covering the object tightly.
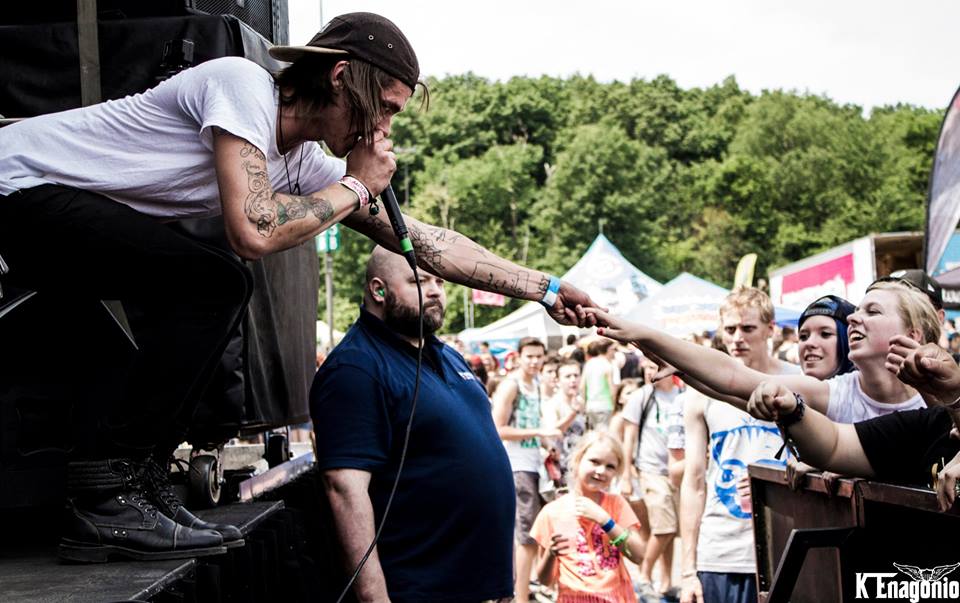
[776,392,806,462]
[945,393,960,411]
[600,518,615,533]
[610,529,630,548]
[339,175,371,209]
[776,392,806,427]
[539,275,561,309]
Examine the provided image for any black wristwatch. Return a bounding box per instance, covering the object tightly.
[777,392,806,427]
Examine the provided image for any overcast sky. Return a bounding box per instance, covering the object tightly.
[286,0,960,112]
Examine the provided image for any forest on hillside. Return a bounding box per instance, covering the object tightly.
[321,73,944,332]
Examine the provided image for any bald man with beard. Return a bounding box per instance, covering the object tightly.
[310,246,515,603]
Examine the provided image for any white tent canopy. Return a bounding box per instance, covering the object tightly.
[624,272,730,336]
[316,320,345,349]
[459,234,662,348]
[625,272,802,337]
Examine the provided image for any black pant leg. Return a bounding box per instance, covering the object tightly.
[0,185,253,458]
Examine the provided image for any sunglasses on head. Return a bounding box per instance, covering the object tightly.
[869,275,925,294]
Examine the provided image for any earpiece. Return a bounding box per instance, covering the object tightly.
[377,288,385,297]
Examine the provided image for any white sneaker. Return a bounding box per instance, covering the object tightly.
[635,581,661,603]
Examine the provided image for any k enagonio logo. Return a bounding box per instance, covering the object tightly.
[856,563,960,601]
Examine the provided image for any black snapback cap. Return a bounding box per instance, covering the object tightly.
[269,12,420,91]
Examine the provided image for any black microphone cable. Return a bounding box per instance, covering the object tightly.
[335,185,422,603]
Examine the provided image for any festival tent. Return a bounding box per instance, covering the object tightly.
[316,320,345,349]
[624,272,802,337]
[459,234,663,350]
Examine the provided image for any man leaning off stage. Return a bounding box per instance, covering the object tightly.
[0,12,597,562]
[312,246,514,603]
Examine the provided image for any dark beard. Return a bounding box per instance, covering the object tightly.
[383,292,444,338]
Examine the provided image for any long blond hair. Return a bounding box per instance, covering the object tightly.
[865,281,941,344]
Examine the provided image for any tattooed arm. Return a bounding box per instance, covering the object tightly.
[341,207,600,326]
[213,130,362,259]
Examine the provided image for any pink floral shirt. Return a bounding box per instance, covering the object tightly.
[531,492,640,602]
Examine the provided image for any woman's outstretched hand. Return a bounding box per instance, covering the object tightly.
[585,308,644,345]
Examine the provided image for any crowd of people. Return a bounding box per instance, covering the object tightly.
[8,5,960,602]
[438,268,960,603]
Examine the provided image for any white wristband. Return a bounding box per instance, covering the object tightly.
[339,175,370,208]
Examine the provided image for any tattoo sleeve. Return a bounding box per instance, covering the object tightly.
[404,222,541,300]
[239,142,334,237]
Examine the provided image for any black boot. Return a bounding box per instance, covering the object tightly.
[59,459,227,563]
[140,455,244,547]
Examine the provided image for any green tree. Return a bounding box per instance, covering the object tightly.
[318,72,944,335]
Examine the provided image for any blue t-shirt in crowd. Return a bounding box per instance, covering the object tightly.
[311,308,515,603]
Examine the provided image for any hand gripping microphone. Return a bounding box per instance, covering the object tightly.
[381,184,417,271]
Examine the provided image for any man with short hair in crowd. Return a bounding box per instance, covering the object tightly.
[312,246,514,602]
[680,287,800,603]
[540,354,561,401]
[492,337,561,603]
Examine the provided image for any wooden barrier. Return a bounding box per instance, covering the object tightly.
[750,465,960,602]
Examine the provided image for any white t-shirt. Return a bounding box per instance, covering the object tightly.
[0,57,344,218]
[623,384,681,476]
[825,371,925,423]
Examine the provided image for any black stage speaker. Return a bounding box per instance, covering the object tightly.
[0,0,288,44]
[0,15,284,118]
[193,0,289,45]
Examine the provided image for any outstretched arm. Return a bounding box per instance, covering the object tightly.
[747,382,875,477]
[590,310,829,412]
[343,208,599,326]
[680,373,750,412]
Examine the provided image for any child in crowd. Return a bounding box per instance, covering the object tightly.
[542,359,587,488]
[531,432,645,602]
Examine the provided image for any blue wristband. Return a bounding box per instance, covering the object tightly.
[601,518,615,533]
[539,275,561,309]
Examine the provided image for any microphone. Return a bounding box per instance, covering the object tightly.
[380,184,417,271]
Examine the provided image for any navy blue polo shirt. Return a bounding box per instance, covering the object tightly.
[311,308,515,603]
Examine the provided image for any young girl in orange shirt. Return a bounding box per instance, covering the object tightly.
[531,431,646,602]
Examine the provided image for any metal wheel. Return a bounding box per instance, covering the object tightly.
[265,432,290,468]
[188,454,221,508]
